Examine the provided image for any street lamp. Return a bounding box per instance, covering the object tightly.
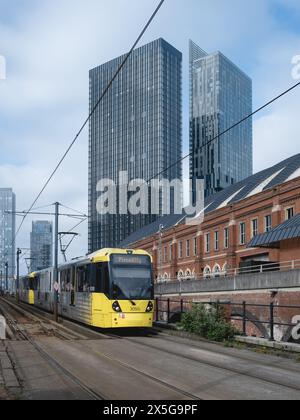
[158,224,164,281]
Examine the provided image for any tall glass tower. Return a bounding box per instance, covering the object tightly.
[30,221,53,272]
[190,40,253,198]
[0,188,16,279]
[89,38,182,251]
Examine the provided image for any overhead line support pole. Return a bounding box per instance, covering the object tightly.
[54,202,59,323]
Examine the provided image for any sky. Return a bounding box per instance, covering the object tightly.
[0,0,300,273]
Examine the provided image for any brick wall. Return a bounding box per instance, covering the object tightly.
[156,289,300,343]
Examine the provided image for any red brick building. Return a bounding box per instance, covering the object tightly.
[121,154,300,281]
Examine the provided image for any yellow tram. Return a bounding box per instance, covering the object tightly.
[19,248,154,329]
[19,272,35,305]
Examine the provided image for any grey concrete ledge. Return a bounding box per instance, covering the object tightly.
[155,269,300,295]
[236,336,300,354]
[154,323,300,354]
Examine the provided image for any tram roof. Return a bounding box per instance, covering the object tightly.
[26,248,152,276]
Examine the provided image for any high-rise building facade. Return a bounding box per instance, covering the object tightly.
[89,38,182,251]
[0,188,16,279]
[190,40,253,198]
[30,221,53,272]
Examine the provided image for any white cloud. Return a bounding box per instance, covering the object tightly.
[254,95,300,172]
[252,27,300,172]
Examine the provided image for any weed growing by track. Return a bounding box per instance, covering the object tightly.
[180,304,238,343]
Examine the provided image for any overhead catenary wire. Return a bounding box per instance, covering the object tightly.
[28,204,54,212]
[146,80,300,183]
[59,204,88,217]
[60,217,88,240]
[19,212,88,269]
[16,204,87,265]
[20,216,88,268]
[11,0,166,247]
[13,211,87,220]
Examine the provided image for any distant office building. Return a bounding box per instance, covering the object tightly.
[89,38,182,251]
[0,188,16,279]
[189,40,253,198]
[30,221,53,272]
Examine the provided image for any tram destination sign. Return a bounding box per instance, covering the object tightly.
[111,254,150,266]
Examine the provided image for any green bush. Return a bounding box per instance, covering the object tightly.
[180,303,237,342]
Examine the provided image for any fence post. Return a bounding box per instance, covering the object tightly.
[156,297,159,322]
[180,299,184,315]
[242,301,247,336]
[216,300,220,319]
[167,298,170,324]
[269,302,275,342]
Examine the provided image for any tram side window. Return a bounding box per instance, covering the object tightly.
[77,266,90,292]
[76,264,110,293]
[46,272,51,292]
[23,278,30,290]
[29,278,34,291]
[31,277,38,291]
[33,276,40,291]
[26,278,33,290]
[35,275,40,299]
[40,273,45,293]
[60,271,66,292]
[94,263,110,295]
[60,269,71,292]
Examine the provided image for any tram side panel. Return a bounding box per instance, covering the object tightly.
[33,268,54,313]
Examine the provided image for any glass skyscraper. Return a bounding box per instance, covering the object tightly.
[0,188,16,279]
[190,40,253,198]
[30,221,53,272]
[89,38,182,251]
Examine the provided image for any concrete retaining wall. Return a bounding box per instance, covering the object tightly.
[155,269,300,296]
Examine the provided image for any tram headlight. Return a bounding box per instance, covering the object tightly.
[112,301,122,313]
[146,301,154,313]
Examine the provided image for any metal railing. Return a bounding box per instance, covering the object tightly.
[155,298,300,342]
[156,258,300,284]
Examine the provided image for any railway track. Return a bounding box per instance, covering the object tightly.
[2,297,300,399]
[0,298,94,341]
[105,331,300,395]
[0,298,107,400]
[0,298,201,400]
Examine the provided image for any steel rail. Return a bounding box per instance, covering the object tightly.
[107,332,300,394]
[7,297,300,398]
[1,298,201,400]
[0,298,107,400]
